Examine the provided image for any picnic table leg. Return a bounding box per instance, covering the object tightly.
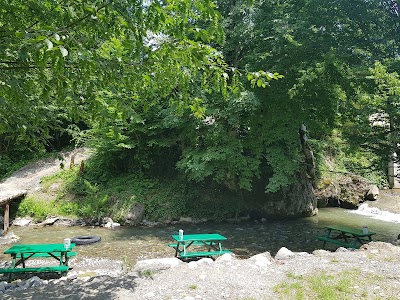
[11,254,16,268]
[3,203,9,236]
[21,254,26,268]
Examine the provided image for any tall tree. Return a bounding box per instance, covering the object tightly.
[0,0,229,158]
[213,0,400,189]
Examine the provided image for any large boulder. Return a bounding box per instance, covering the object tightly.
[122,203,145,225]
[275,247,295,260]
[258,173,318,218]
[365,184,379,201]
[315,174,372,209]
[12,217,32,227]
[133,257,182,273]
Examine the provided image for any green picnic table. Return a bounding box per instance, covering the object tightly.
[168,233,232,259]
[316,225,375,249]
[0,243,76,275]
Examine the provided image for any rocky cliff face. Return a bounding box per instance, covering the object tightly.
[314,174,375,209]
[255,173,318,219]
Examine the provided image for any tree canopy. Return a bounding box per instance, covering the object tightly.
[2,0,400,195]
[1,0,232,152]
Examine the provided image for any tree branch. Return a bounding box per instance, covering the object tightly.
[58,4,108,32]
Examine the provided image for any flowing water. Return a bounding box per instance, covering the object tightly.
[2,200,400,266]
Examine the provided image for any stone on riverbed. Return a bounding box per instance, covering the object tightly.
[365,184,379,201]
[133,257,183,273]
[40,217,59,226]
[215,253,235,262]
[0,231,20,244]
[248,251,274,267]
[275,247,295,260]
[12,217,32,227]
[103,217,121,228]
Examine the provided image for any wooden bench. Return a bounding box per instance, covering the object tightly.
[168,242,212,247]
[316,236,359,249]
[179,250,232,258]
[14,252,77,259]
[0,265,69,274]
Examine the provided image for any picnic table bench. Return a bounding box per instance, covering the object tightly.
[168,233,232,259]
[316,225,375,249]
[0,243,76,275]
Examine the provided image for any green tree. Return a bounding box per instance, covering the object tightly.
[0,0,233,173]
[213,0,400,188]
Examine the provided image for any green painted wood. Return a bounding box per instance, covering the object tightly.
[4,243,76,254]
[316,236,359,249]
[171,233,227,242]
[168,242,212,247]
[179,250,232,258]
[15,252,77,259]
[324,225,375,237]
[0,266,69,274]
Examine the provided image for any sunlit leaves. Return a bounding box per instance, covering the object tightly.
[247,71,284,88]
[59,46,68,57]
[0,0,232,164]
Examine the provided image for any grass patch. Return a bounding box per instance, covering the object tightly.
[77,271,97,278]
[139,270,155,278]
[273,268,388,300]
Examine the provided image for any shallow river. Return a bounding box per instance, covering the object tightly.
[2,204,400,266]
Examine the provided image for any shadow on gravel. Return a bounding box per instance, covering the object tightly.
[3,274,139,300]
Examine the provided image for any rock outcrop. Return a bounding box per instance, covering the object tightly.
[259,172,318,218]
[315,174,374,209]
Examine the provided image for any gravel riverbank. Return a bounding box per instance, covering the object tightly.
[2,241,400,299]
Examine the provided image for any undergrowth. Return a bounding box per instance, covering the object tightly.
[17,163,244,222]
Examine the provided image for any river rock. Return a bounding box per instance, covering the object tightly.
[179,217,193,223]
[275,247,295,260]
[312,249,330,256]
[315,174,371,208]
[248,251,274,267]
[259,172,317,218]
[133,257,183,273]
[365,184,379,201]
[0,232,20,245]
[104,221,121,228]
[216,253,235,262]
[25,276,44,288]
[122,203,145,225]
[41,216,59,226]
[188,258,213,269]
[12,217,32,227]
[0,281,8,292]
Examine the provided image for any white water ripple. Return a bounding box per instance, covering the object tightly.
[349,203,400,223]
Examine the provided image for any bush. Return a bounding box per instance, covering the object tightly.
[17,197,57,221]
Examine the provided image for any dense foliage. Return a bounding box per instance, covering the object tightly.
[1,0,239,173]
[3,0,400,220]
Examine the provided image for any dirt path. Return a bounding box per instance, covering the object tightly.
[0,148,91,200]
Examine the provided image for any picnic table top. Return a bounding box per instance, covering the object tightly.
[324,225,376,236]
[171,233,227,242]
[4,243,75,254]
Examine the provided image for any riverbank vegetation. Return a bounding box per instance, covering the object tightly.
[2,1,400,221]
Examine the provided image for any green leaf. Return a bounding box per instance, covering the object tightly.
[45,39,53,50]
[60,46,68,57]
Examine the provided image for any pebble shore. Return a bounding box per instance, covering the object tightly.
[1,241,400,299]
